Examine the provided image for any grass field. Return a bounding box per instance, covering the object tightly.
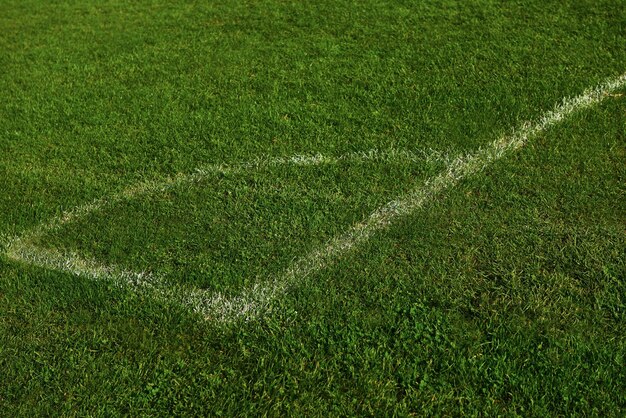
[1,0,625,415]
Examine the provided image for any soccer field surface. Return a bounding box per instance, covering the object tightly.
[1,1,625,415]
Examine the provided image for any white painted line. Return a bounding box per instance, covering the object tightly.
[3,147,449,309]
[4,146,448,254]
[4,73,625,323]
[192,72,626,322]
[8,245,156,288]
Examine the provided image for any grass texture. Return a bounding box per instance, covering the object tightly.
[1,0,624,415]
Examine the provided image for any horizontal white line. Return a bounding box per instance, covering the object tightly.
[8,245,155,287]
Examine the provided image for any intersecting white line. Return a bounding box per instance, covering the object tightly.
[192,73,626,321]
[4,73,626,323]
[2,147,449,309]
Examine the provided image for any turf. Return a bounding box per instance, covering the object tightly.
[35,153,445,293]
[1,0,625,415]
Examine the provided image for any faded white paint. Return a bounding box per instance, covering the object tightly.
[4,73,625,322]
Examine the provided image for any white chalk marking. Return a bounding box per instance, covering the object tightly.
[3,147,449,312]
[4,146,448,253]
[193,72,626,322]
[4,73,625,323]
[7,245,155,288]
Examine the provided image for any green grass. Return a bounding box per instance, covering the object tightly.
[35,154,445,293]
[1,0,625,415]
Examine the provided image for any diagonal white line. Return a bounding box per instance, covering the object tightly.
[3,146,449,254]
[191,73,626,322]
[3,147,449,305]
[3,73,625,323]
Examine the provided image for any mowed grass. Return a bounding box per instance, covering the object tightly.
[35,153,445,293]
[0,0,624,415]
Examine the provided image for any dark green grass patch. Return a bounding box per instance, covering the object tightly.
[0,0,624,415]
[286,94,625,415]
